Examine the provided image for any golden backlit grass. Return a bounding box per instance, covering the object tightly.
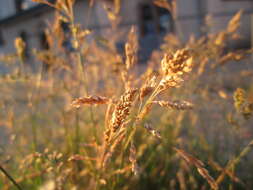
[0,0,253,190]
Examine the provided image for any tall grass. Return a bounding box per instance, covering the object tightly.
[0,0,253,189]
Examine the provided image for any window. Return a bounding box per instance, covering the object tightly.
[139,3,174,36]
[39,32,49,50]
[60,20,75,52]
[15,0,37,12]
[0,30,4,46]
[19,31,29,59]
[38,31,51,70]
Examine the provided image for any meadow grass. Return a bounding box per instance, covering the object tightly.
[0,0,253,190]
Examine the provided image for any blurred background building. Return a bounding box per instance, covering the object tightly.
[0,0,253,62]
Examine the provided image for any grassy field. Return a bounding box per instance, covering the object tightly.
[0,0,253,189]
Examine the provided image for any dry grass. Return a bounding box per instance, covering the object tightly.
[0,0,253,190]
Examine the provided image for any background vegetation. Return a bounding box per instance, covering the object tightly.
[0,0,253,189]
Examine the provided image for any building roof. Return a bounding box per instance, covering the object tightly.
[0,3,52,27]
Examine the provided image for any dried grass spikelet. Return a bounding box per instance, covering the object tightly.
[68,154,96,162]
[125,27,138,70]
[15,37,26,61]
[103,0,121,24]
[104,127,111,144]
[218,90,228,99]
[104,119,129,145]
[218,51,245,66]
[140,76,157,100]
[214,31,227,47]
[241,103,253,119]
[161,50,192,75]
[143,123,161,139]
[159,49,193,90]
[102,130,126,168]
[105,100,115,129]
[125,43,135,70]
[152,100,193,110]
[233,88,245,112]
[227,10,242,33]
[137,102,153,121]
[121,70,135,90]
[112,165,132,175]
[71,95,109,108]
[153,0,176,18]
[197,57,208,76]
[129,142,140,176]
[68,154,86,162]
[140,86,154,100]
[233,88,253,119]
[174,148,218,190]
[153,0,171,11]
[110,88,138,133]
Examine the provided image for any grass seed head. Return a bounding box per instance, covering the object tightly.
[159,49,193,90]
[110,88,138,132]
[153,100,194,110]
[71,95,109,108]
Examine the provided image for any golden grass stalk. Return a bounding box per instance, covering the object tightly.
[208,159,242,185]
[216,140,253,185]
[174,148,218,190]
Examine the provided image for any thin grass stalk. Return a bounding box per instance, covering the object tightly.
[29,57,46,151]
[216,139,253,185]
[62,111,72,153]
[123,85,160,151]
[69,8,99,145]
[0,164,23,190]
[30,115,38,151]
[74,109,80,154]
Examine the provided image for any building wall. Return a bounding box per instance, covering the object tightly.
[175,0,203,41]
[1,0,253,61]
[175,0,253,45]
[0,0,16,19]
[0,0,144,55]
[207,0,253,48]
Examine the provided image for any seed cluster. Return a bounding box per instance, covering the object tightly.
[159,49,192,89]
[71,95,109,108]
[153,100,193,110]
[111,89,138,132]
